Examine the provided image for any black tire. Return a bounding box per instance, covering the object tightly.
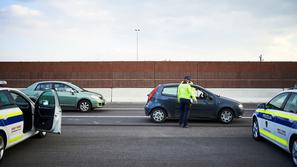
[0,134,5,161]
[291,139,297,167]
[150,108,167,123]
[78,100,92,112]
[36,131,47,138]
[252,118,261,141]
[218,109,234,124]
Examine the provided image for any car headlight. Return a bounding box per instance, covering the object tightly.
[238,104,243,109]
[91,95,100,100]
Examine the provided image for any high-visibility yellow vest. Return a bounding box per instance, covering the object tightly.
[177,83,197,101]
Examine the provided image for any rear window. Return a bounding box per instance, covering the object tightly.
[35,83,52,91]
[162,86,177,96]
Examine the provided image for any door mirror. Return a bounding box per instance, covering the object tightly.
[34,89,62,134]
[257,103,267,109]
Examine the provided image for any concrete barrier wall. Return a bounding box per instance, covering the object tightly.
[84,88,284,103]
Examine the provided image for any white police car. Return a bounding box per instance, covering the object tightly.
[252,87,297,166]
[0,81,62,160]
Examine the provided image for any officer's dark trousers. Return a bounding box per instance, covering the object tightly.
[179,98,191,127]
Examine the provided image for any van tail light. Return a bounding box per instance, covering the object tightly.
[148,86,158,102]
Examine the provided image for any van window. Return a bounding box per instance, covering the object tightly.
[162,87,177,96]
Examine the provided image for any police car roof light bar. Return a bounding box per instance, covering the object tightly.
[0,81,7,85]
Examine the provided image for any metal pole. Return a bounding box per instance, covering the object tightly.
[135,29,140,61]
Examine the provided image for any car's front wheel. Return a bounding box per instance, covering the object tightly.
[0,134,5,161]
[218,109,234,124]
[252,118,261,141]
[291,139,297,167]
[78,100,91,112]
[150,108,167,123]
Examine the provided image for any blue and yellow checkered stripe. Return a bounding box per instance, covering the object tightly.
[0,111,23,126]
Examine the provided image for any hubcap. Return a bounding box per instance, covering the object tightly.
[80,102,90,112]
[221,110,233,123]
[0,136,4,160]
[152,110,165,122]
[253,121,259,138]
[293,141,297,165]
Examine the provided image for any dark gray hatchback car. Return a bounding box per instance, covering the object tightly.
[144,83,244,124]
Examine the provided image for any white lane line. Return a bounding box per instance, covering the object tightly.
[63,115,149,118]
[63,115,252,119]
[241,117,252,119]
[97,108,143,110]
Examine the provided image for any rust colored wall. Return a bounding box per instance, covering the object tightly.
[0,61,296,88]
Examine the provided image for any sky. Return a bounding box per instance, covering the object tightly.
[0,0,296,61]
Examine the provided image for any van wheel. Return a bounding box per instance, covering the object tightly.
[219,109,234,124]
[36,131,47,138]
[150,108,166,123]
[0,134,5,161]
[291,139,297,166]
[78,100,91,112]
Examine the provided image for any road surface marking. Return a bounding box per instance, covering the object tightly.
[63,115,149,118]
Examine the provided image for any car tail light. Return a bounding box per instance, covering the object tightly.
[148,86,158,102]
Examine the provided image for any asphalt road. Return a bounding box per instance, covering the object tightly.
[0,103,294,167]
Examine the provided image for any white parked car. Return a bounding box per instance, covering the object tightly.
[252,88,297,166]
[0,85,62,160]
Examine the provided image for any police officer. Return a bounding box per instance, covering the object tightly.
[177,76,197,128]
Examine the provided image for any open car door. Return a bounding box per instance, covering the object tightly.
[34,89,62,134]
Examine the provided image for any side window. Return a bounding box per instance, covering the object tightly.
[10,92,30,109]
[54,83,73,92]
[284,93,297,113]
[38,91,55,108]
[192,87,207,99]
[0,90,14,108]
[162,87,177,96]
[267,93,289,110]
[35,83,52,91]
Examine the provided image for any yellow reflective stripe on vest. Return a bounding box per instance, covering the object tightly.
[260,129,288,147]
[256,109,297,121]
[8,135,24,144]
[0,111,23,119]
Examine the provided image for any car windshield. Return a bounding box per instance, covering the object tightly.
[67,83,84,92]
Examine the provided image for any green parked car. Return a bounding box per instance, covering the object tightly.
[22,81,105,112]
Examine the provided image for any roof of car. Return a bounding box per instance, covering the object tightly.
[283,89,297,93]
[34,80,72,85]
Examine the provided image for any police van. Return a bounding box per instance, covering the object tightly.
[252,86,297,166]
[0,81,62,160]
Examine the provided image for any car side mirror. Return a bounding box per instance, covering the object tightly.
[257,103,267,109]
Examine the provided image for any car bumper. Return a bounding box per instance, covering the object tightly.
[234,107,244,118]
[92,99,106,108]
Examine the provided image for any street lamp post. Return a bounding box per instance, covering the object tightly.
[135,29,140,61]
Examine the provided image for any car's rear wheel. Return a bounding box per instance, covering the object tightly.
[219,109,234,124]
[291,139,297,166]
[78,100,91,112]
[252,118,261,141]
[0,134,5,161]
[150,108,167,123]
